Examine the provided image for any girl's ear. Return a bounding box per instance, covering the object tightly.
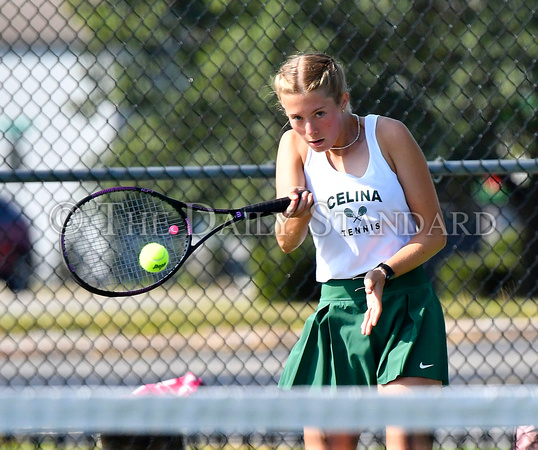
[340,92,350,112]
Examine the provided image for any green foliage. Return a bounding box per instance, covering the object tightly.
[63,0,537,292]
[250,236,319,302]
[435,228,525,301]
[65,0,536,172]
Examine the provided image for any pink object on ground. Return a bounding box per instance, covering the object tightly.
[514,426,538,450]
[132,372,203,396]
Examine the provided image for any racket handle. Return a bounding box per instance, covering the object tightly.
[240,190,308,217]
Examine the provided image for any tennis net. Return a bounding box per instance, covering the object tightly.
[0,384,536,448]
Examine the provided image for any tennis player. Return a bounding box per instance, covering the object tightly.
[273,53,449,450]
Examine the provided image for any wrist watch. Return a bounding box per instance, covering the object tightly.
[375,262,395,281]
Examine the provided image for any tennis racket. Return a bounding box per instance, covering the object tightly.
[60,186,296,297]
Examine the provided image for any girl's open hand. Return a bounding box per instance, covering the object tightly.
[361,269,386,335]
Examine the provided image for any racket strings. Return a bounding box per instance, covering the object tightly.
[63,190,189,294]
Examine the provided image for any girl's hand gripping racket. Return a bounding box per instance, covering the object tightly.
[60,186,297,297]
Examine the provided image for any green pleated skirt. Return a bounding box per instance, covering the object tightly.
[278,266,449,388]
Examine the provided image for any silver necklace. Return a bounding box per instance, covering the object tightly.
[330,114,360,150]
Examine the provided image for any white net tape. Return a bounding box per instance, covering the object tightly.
[0,385,536,435]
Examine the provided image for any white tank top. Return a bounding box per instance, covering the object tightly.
[304,114,416,282]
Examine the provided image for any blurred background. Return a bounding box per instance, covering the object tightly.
[0,0,536,446]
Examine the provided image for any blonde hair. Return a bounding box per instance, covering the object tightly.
[273,53,349,109]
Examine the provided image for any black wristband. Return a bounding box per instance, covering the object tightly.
[375,262,395,281]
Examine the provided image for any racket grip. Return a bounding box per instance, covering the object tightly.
[240,190,308,217]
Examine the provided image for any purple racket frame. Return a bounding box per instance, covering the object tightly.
[60,186,294,297]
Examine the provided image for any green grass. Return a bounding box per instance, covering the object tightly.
[441,293,538,321]
[0,282,315,337]
[0,280,536,338]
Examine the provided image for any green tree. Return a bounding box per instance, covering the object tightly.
[65,0,536,296]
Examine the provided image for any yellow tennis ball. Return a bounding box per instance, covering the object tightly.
[139,243,169,273]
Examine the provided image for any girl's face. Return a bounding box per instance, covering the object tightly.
[279,90,347,152]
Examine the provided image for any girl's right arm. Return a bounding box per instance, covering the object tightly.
[274,130,314,253]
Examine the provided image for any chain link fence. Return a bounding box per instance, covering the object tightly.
[0,0,536,447]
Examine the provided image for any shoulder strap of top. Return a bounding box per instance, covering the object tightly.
[364,114,379,145]
[364,114,382,160]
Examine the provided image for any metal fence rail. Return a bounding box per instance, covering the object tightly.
[2,159,538,183]
[0,0,536,447]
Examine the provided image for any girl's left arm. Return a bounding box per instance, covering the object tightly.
[377,116,447,276]
[361,117,446,336]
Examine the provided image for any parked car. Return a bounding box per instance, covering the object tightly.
[0,199,32,291]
